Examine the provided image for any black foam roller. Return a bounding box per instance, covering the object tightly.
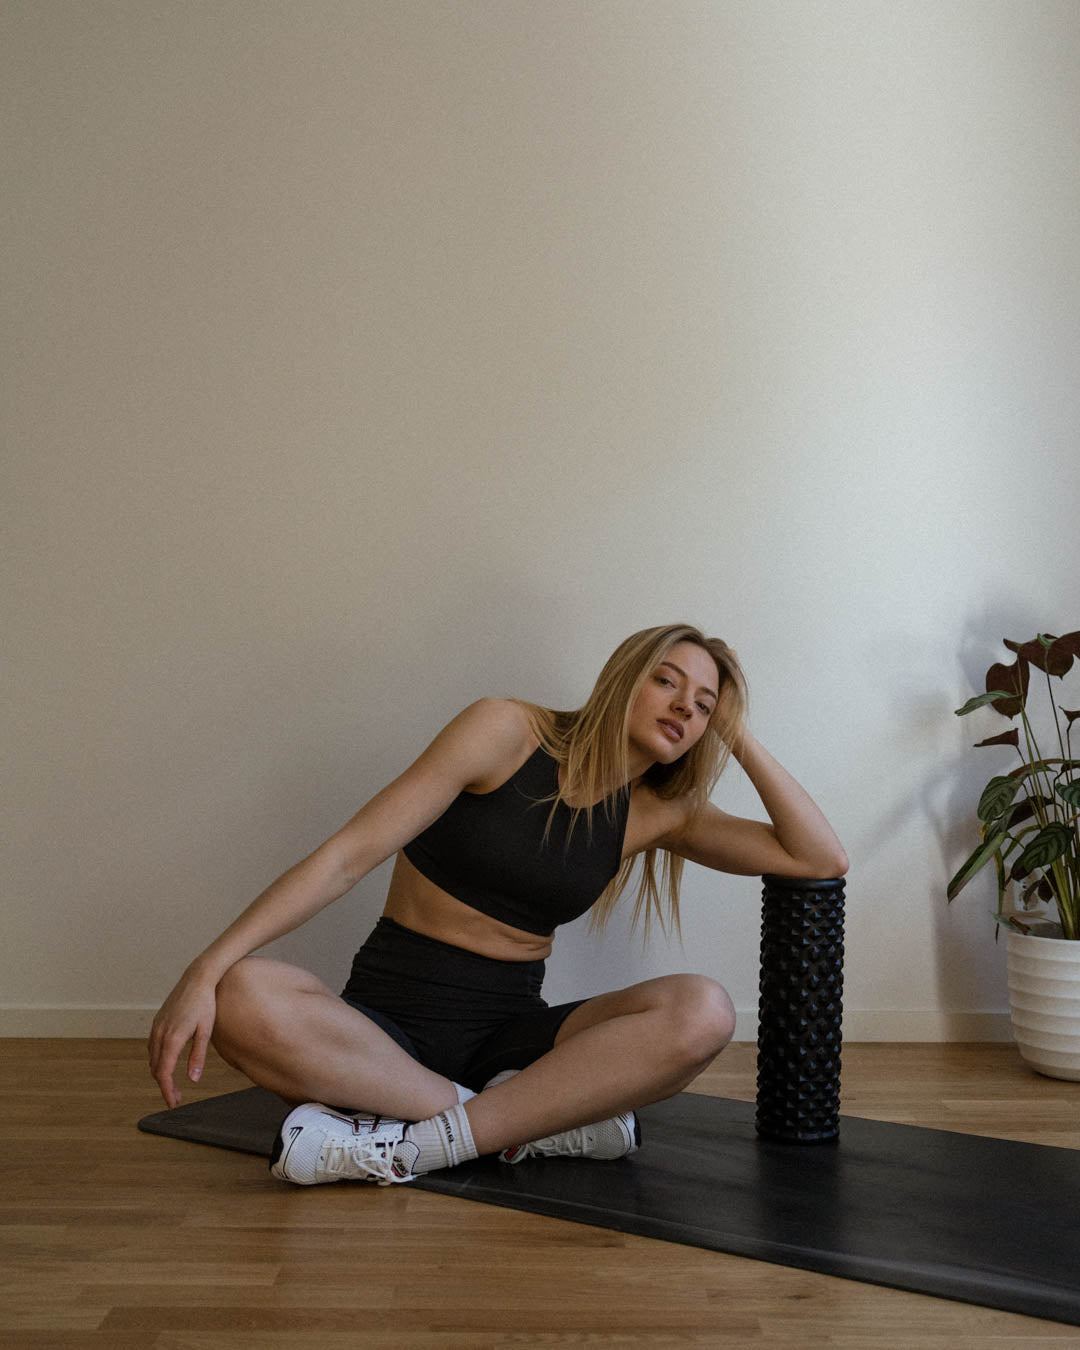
[756,874,845,1143]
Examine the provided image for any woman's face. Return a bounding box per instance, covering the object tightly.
[627,640,721,766]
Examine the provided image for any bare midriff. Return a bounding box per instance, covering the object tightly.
[382,852,555,963]
[381,772,666,964]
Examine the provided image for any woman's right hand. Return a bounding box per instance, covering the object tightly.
[148,968,218,1109]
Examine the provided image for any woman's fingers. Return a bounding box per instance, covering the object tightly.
[187,1023,211,1085]
[148,1013,194,1107]
[148,978,218,1107]
[154,1032,187,1108]
[148,1013,176,1103]
[147,1019,167,1086]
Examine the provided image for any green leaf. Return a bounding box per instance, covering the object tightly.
[947,830,1009,900]
[955,690,1016,717]
[994,848,1008,912]
[977,776,1022,823]
[1056,780,1080,809]
[1016,824,1073,874]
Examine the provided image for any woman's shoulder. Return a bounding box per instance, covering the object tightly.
[454,697,535,744]
[434,698,538,792]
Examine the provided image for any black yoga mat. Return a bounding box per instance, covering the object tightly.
[138,1087,1080,1327]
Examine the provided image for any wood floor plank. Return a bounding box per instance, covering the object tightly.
[2,1039,1079,1347]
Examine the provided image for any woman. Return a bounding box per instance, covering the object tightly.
[149,623,848,1186]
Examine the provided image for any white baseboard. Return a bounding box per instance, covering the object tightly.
[0,1004,1013,1042]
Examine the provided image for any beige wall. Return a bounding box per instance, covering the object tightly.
[4,0,1079,1038]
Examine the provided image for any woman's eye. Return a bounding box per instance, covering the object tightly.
[697,703,711,715]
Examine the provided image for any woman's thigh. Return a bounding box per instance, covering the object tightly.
[554,973,737,1058]
[212,956,454,1116]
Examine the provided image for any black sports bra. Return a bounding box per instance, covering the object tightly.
[402,745,631,937]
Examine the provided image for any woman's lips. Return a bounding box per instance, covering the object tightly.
[658,719,684,742]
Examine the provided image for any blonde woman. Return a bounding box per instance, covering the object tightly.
[149,623,848,1185]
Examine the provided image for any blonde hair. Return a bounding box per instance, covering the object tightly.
[513,623,748,939]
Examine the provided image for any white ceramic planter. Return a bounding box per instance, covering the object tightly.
[1006,925,1080,1081]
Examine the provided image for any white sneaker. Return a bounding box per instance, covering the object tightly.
[483,1070,641,1164]
[270,1103,414,1186]
[500,1111,641,1164]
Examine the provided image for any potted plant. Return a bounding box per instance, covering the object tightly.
[948,630,1080,1079]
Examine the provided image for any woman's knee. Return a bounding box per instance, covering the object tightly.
[215,956,273,1019]
[213,957,326,1054]
[658,974,736,1066]
[212,959,266,1059]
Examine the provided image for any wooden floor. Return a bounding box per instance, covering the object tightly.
[3,1040,1080,1349]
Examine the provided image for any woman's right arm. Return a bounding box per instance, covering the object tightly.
[148,697,531,1106]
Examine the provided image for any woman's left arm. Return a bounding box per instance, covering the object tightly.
[660,730,849,880]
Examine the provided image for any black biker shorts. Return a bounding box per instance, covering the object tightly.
[340,917,586,1092]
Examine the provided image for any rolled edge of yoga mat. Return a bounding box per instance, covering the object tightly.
[756,874,845,1144]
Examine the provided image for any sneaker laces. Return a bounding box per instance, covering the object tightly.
[518,1126,590,1160]
[321,1136,398,1183]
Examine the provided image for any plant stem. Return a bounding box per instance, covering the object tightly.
[1049,669,1068,762]
[1067,713,1080,931]
[1015,670,1077,936]
[1018,705,1051,829]
[1052,677,1080,934]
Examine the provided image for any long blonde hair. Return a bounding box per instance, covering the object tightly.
[513,623,748,938]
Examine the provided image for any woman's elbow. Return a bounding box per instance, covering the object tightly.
[815,849,849,880]
[788,850,849,881]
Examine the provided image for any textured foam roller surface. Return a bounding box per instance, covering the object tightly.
[139,1087,1080,1326]
[757,875,845,1142]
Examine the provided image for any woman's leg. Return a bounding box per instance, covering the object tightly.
[212,956,459,1121]
[463,973,735,1154]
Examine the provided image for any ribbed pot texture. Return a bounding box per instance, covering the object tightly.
[1006,927,1080,1081]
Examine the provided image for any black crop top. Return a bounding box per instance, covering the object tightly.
[402,745,630,937]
